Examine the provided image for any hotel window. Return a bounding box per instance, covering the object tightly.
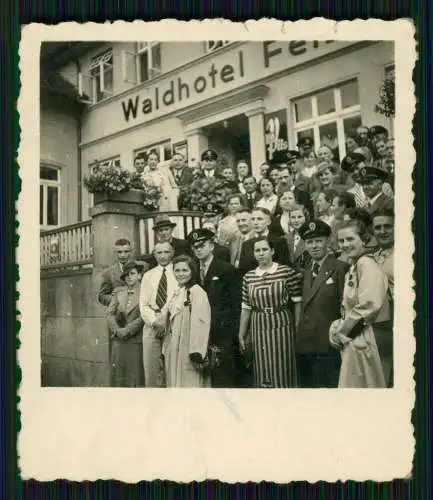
[291,79,362,162]
[135,140,172,164]
[40,165,61,229]
[78,49,114,104]
[206,41,232,53]
[122,42,162,85]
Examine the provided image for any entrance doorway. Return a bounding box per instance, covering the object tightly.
[204,114,250,171]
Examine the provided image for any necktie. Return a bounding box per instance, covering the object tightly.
[155,268,167,310]
[235,235,245,267]
[312,262,320,278]
[200,264,206,285]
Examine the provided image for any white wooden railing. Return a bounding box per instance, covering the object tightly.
[138,211,203,255]
[40,220,93,270]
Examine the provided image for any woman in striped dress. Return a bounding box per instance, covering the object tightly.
[238,236,302,388]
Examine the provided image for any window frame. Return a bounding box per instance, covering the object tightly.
[78,49,114,104]
[122,42,162,86]
[134,140,172,165]
[205,41,232,53]
[40,165,61,230]
[291,79,362,160]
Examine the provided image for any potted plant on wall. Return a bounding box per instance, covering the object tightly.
[375,75,395,118]
[83,161,161,209]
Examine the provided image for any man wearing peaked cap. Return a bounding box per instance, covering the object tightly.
[299,220,331,241]
[296,219,349,388]
[286,149,301,166]
[358,165,393,217]
[200,149,221,179]
[368,125,389,143]
[297,136,314,158]
[187,227,239,388]
[341,151,367,172]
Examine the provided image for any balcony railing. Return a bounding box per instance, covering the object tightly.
[40,220,93,271]
[137,211,202,255]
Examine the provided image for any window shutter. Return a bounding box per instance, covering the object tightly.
[77,72,92,103]
[122,50,138,85]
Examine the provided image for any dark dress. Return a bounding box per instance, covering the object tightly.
[242,263,302,388]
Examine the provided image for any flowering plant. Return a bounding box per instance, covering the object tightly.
[375,76,395,118]
[131,169,163,209]
[180,176,236,212]
[83,163,131,195]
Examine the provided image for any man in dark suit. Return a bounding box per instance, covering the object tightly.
[98,238,138,307]
[143,215,190,268]
[200,217,231,262]
[187,228,239,388]
[170,152,195,209]
[358,165,394,217]
[237,207,290,278]
[241,176,260,209]
[296,220,349,388]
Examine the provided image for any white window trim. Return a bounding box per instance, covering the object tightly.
[134,140,172,163]
[78,49,114,104]
[291,81,361,158]
[122,42,162,86]
[40,166,61,230]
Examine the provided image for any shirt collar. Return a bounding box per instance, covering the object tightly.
[312,255,328,270]
[201,255,214,270]
[255,262,279,276]
[157,263,173,272]
[368,191,383,205]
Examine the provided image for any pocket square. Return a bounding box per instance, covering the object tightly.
[326,277,334,284]
[212,276,219,281]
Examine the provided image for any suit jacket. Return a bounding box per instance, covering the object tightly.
[242,192,260,210]
[285,231,310,272]
[297,255,349,354]
[230,231,254,266]
[213,243,231,263]
[142,237,191,268]
[98,262,125,307]
[365,193,394,217]
[106,286,144,344]
[170,166,194,187]
[237,233,291,278]
[171,167,195,209]
[201,257,239,347]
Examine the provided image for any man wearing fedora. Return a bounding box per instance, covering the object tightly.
[358,165,394,217]
[139,241,177,387]
[143,215,190,268]
[296,220,349,388]
[107,260,146,387]
[187,228,239,388]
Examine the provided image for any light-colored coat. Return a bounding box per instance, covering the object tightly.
[161,285,211,388]
[334,255,390,388]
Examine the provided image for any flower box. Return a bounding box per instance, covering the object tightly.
[93,189,145,205]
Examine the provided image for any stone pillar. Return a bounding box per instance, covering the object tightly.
[89,193,150,386]
[245,106,267,180]
[185,128,209,164]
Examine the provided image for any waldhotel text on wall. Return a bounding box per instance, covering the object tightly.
[121,41,337,122]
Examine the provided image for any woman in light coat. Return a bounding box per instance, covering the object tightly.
[329,219,391,388]
[154,255,211,388]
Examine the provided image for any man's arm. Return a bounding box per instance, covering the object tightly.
[98,268,114,307]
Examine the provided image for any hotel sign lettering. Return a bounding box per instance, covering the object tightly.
[120,41,347,123]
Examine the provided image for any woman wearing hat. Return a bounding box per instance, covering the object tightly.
[329,219,391,388]
[238,236,302,388]
[155,255,212,388]
[107,260,147,387]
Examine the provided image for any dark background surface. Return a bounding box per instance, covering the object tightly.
[1,0,430,497]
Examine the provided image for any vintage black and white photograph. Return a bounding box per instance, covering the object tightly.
[39,37,398,390]
[19,19,415,481]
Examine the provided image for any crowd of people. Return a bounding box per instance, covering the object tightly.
[98,123,395,389]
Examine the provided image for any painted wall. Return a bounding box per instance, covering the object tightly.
[40,97,80,226]
[41,271,110,387]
